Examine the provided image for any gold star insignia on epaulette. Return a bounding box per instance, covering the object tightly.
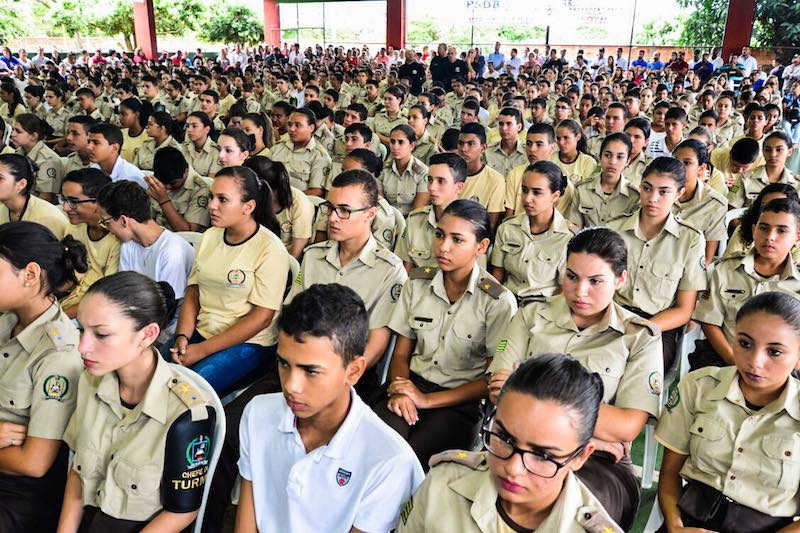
[603,528,614,533]
[456,452,467,459]
[483,283,491,290]
[178,384,190,394]
[423,267,432,274]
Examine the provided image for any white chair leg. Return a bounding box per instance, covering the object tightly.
[644,494,664,533]
[641,423,657,489]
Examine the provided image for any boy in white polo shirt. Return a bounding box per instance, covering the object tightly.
[234,283,424,532]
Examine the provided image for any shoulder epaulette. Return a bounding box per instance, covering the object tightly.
[675,216,703,235]
[627,314,661,337]
[168,377,209,421]
[577,505,624,533]
[408,205,430,217]
[375,247,402,266]
[306,240,335,251]
[44,323,78,348]
[429,450,488,470]
[410,266,437,280]
[478,275,505,299]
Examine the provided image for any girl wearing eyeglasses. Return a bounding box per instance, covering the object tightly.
[397,353,622,533]
[0,154,69,239]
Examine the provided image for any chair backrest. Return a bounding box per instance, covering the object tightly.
[307,194,326,207]
[177,231,202,248]
[200,176,215,189]
[391,206,407,251]
[288,254,300,281]
[170,365,226,533]
[718,207,748,257]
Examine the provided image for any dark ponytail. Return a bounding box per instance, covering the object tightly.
[0,153,37,197]
[15,113,54,141]
[243,156,293,211]
[120,97,153,129]
[525,160,567,194]
[215,166,280,236]
[0,221,88,298]
[86,271,170,331]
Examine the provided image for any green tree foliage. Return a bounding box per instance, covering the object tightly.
[636,17,685,45]
[678,0,800,56]
[94,0,135,50]
[155,0,204,35]
[407,18,441,45]
[199,5,264,46]
[0,1,25,44]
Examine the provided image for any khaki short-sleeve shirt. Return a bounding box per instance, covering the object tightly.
[46,106,71,138]
[20,141,65,195]
[377,156,429,216]
[485,141,527,178]
[269,138,332,191]
[608,210,708,316]
[64,354,213,521]
[0,302,81,440]
[61,225,120,310]
[134,136,183,172]
[371,111,408,139]
[182,138,221,178]
[61,152,92,175]
[285,237,407,330]
[727,165,797,209]
[313,197,398,249]
[503,162,574,216]
[491,211,575,298]
[656,365,800,517]
[412,131,438,165]
[673,180,728,243]
[150,171,211,230]
[488,295,663,416]
[0,194,70,239]
[624,151,650,188]
[388,265,517,388]
[550,152,597,184]
[121,128,149,164]
[188,226,289,346]
[564,173,640,228]
[460,165,505,213]
[395,205,438,268]
[692,251,800,343]
[276,186,314,248]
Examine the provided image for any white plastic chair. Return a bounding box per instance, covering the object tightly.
[377,334,397,385]
[170,365,226,533]
[307,194,326,207]
[200,176,215,189]
[718,207,747,257]
[177,231,202,248]
[390,206,407,251]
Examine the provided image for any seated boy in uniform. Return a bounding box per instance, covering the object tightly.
[234,283,424,532]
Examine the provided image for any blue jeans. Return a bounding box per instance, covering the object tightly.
[163,331,275,396]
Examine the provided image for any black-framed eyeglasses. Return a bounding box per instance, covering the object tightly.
[481,415,585,478]
[98,215,115,229]
[61,197,96,209]
[319,202,371,220]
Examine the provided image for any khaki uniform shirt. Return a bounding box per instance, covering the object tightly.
[0,102,24,127]
[163,95,192,119]
[64,354,214,521]
[377,156,429,216]
[412,131,438,165]
[18,141,65,195]
[395,205,438,268]
[61,151,92,175]
[313,123,336,156]
[710,148,765,196]
[371,111,408,140]
[564,173,640,228]
[727,165,797,209]
[624,151,650,188]
[150,171,211,230]
[0,302,81,440]
[121,129,150,164]
[0,194,70,239]
[485,141,527,178]
[693,251,800,344]
[61,225,120,310]
[715,118,744,147]
[286,237,407,330]
[389,265,516,388]
[218,93,236,118]
[133,136,182,172]
[708,167,729,196]
[182,138,221,178]
[269,138,332,192]
[491,211,575,298]
[313,197,399,250]
[460,165,505,213]
[46,106,71,138]
[188,226,289,346]
[488,295,663,416]
[673,180,728,243]
[276,186,314,248]
[608,210,707,316]
[503,162,574,216]
[397,451,622,533]
[656,365,800,517]
[550,152,598,184]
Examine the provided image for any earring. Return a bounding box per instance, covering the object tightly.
[24,282,30,287]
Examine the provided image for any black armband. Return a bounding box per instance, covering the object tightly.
[161,406,216,513]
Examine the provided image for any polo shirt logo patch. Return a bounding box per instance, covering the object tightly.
[186,435,211,469]
[227,269,246,286]
[391,283,402,302]
[335,467,351,486]
[43,374,69,401]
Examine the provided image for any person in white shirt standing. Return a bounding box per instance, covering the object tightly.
[234,283,424,533]
[615,47,628,70]
[505,48,523,77]
[740,45,758,77]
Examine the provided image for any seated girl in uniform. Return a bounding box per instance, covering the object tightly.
[398,354,622,533]
[241,112,273,158]
[170,166,290,395]
[607,157,708,372]
[0,154,70,238]
[9,113,64,203]
[728,131,797,210]
[691,198,800,369]
[672,140,728,263]
[374,200,517,468]
[491,160,574,304]
[58,271,215,533]
[657,291,800,533]
[551,119,597,185]
[118,97,152,164]
[217,128,252,170]
[0,221,86,533]
[133,111,182,172]
[60,169,119,319]
[488,227,663,530]
[724,183,799,259]
[565,132,640,228]
[406,104,439,164]
[243,156,313,259]
[377,124,429,216]
[183,112,221,178]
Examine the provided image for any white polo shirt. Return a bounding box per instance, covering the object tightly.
[239,389,424,533]
[91,157,147,189]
